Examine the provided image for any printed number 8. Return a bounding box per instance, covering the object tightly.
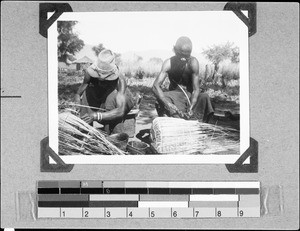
[217,211,221,217]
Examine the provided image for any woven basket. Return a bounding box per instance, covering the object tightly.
[150,117,239,155]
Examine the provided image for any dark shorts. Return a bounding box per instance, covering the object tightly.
[155,90,214,122]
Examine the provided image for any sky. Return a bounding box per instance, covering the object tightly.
[65,11,247,57]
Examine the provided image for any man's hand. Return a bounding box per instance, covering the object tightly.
[74,94,82,113]
[165,102,180,116]
[81,113,95,124]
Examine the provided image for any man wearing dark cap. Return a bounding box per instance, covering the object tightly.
[152,36,214,122]
[74,49,134,134]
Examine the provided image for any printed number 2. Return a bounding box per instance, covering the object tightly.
[84,211,89,217]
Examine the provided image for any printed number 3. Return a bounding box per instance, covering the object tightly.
[106,211,111,217]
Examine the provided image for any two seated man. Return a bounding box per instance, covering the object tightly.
[75,37,214,135]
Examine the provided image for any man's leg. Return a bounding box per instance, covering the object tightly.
[155,91,189,118]
[193,93,214,122]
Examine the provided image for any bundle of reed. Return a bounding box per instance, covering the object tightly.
[58,110,125,155]
[150,117,239,155]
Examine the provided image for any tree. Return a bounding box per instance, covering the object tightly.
[202,42,240,89]
[57,21,84,64]
[92,43,105,56]
[202,42,239,68]
[231,46,240,63]
[149,57,163,65]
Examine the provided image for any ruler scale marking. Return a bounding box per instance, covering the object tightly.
[37,181,260,218]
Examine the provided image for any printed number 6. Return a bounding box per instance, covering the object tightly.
[150,211,155,217]
[172,211,177,217]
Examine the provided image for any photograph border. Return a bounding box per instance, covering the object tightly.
[49,11,249,164]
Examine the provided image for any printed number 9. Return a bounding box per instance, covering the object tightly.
[239,210,243,217]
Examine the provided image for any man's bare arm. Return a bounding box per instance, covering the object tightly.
[74,71,90,105]
[152,59,171,107]
[99,76,127,122]
[189,57,200,111]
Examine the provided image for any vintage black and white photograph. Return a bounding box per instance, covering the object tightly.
[48,11,249,164]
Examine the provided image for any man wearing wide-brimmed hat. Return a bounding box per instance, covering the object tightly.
[74,49,134,134]
[152,36,214,122]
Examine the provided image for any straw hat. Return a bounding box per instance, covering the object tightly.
[87,49,119,80]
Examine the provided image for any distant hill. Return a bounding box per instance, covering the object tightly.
[75,44,209,65]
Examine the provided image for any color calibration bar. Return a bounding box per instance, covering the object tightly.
[37,181,260,218]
